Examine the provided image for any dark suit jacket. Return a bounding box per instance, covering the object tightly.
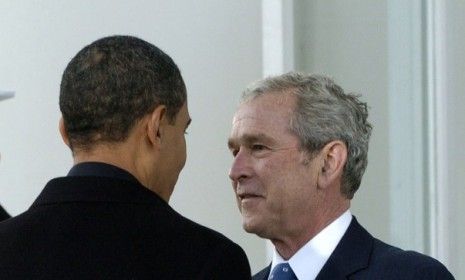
[253,217,454,280]
[0,204,9,222]
[0,167,251,279]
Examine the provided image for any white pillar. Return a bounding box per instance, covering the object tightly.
[261,0,295,262]
[425,0,449,265]
[262,0,294,77]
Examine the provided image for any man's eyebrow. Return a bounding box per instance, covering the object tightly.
[228,133,275,149]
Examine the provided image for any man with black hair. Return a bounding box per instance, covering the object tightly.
[0,35,251,279]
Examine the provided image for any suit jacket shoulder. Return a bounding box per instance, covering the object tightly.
[316,217,454,279]
[253,265,271,280]
[0,204,9,222]
[169,211,252,279]
[0,176,251,279]
[253,217,453,280]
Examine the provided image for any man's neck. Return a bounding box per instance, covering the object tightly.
[73,144,144,187]
[272,203,350,260]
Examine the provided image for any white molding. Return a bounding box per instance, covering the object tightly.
[261,0,295,262]
[426,0,449,264]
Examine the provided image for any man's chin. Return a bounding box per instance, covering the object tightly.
[242,218,266,237]
[242,224,255,234]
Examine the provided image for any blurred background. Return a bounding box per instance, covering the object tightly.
[1,0,464,277]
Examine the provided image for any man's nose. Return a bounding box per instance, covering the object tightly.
[229,148,251,182]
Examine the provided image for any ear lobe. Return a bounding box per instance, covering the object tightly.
[317,140,347,188]
[147,105,167,146]
[59,117,70,147]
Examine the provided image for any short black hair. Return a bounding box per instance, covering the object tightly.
[59,35,186,151]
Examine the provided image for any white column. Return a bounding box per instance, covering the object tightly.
[261,0,295,262]
[262,0,294,77]
[425,0,449,264]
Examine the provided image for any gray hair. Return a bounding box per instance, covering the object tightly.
[242,72,372,199]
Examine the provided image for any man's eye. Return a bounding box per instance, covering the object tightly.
[251,144,266,151]
[230,148,239,157]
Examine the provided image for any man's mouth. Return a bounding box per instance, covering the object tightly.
[238,193,262,200]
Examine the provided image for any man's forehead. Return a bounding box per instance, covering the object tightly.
[230,110,293,144]
[233,101,293,126]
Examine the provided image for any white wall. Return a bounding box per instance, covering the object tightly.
[0,0,266,273]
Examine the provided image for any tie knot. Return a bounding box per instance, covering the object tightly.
[269,263,297,280]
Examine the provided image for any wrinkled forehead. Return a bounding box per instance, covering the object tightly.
[230,93,297,140]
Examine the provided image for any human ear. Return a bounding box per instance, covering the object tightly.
[146,105,167,146]
[58,117,70,147]
[317,140,347,188]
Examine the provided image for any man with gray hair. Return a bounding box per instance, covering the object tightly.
[228,72,453,279]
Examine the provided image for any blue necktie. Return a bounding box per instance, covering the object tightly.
[269,263,297,280]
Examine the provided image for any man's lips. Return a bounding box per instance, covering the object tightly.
[238,193,263,200]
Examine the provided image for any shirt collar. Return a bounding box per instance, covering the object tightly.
[68,162,140,184]
[270,210,352,280]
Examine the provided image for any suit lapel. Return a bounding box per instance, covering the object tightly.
[252,264,271,280]
[315,217,373,279]
[253,217,373,280]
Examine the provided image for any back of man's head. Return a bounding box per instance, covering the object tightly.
[59,35,186,152]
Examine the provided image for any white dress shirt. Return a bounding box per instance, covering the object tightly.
[269,210,352,280]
